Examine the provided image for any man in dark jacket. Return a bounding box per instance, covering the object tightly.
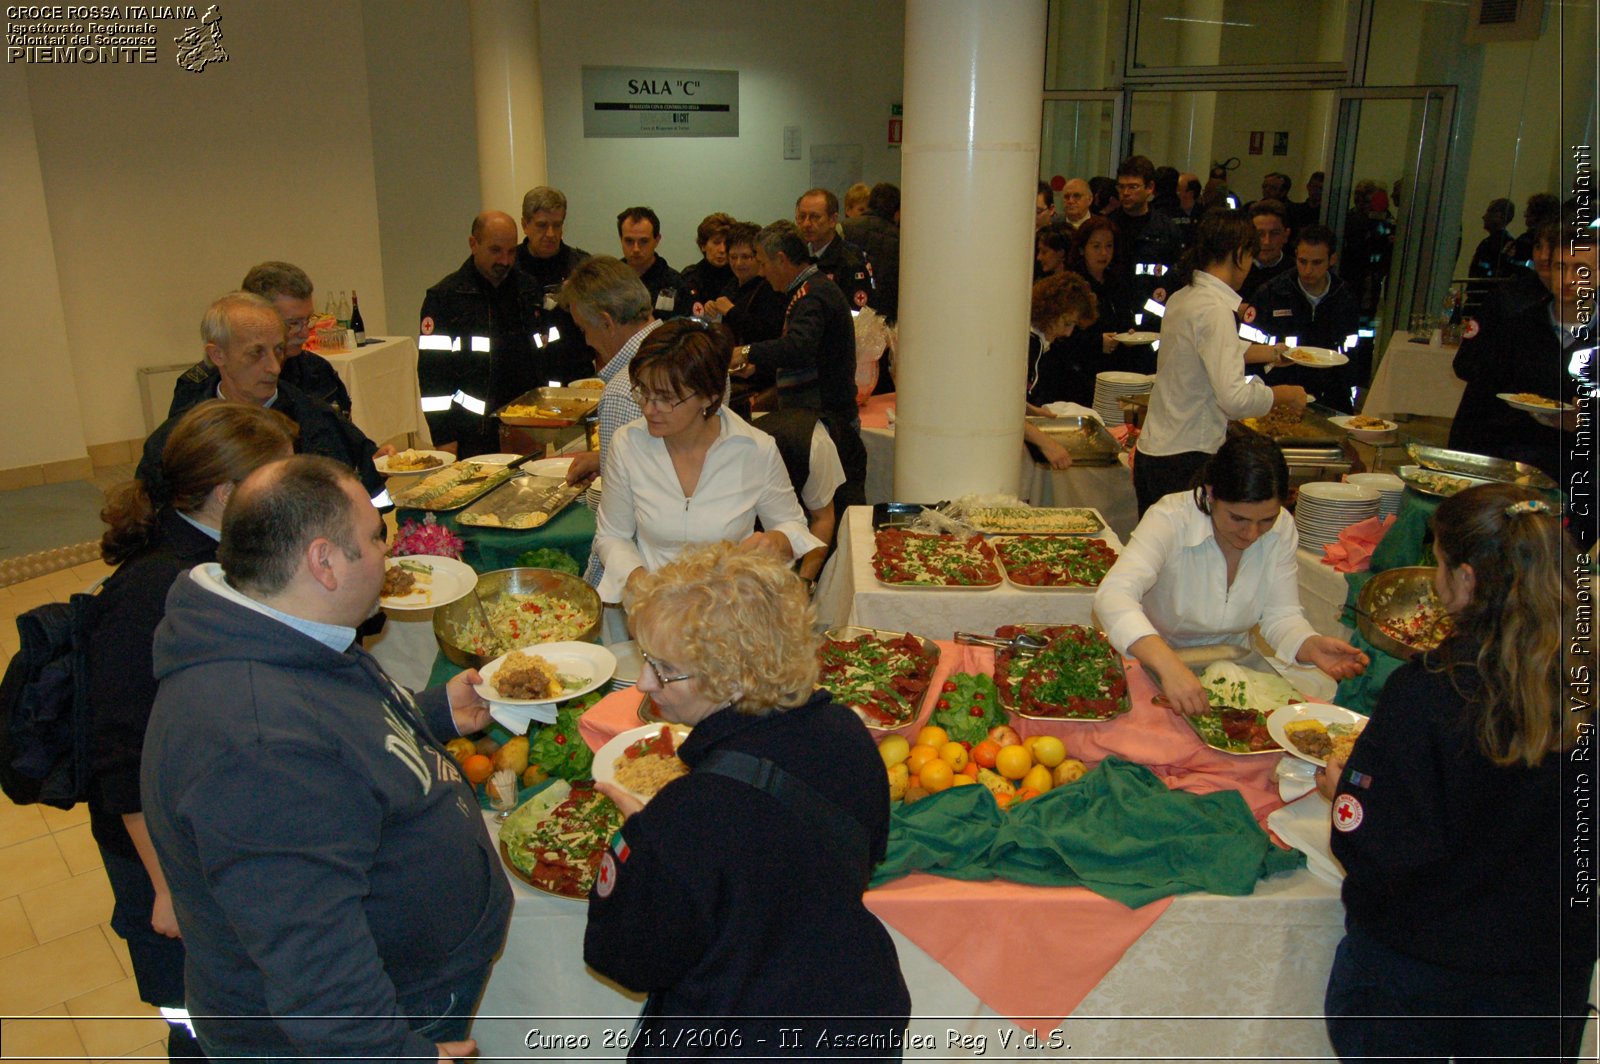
[1107,155,1184,309]
[1253,225,1362,412]
[840,182,900,323]
[141,455,512,1061]
[514,186,597,386]
[732,221,867,507]
[419,210,550,455]
[796,187,875,310]
[140,292,386,501]
[617,205,691,320]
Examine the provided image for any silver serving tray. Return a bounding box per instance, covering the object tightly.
[390,460,522,511]
[1396,464,1497,499]
[992,623,1131,722]
[1407,444,1556,491]
[962,506,1105,536]
[494,386,601,427]
[819,625,941,731]
[456,474,585,529]
[1025,415,1122,465]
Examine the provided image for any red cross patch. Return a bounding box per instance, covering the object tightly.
[692,302,705,317]
[1242,304,1257,324]
[1332,793,1364,832]
[596,851,619,897]
[854,289,869,308]
[421,316,435,335]
[1462,317,1480,340]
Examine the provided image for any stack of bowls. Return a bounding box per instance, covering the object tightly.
[1295,481,1381,552]
[610,640,642,692]
[1345,472,1404,520]
[1093,372,1154,425]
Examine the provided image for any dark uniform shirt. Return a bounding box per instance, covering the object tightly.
[1238,254,1294,304]
[169,352,352,422]
[1107,206,1183,307]
[810,236,874,311]
[678,258,734,315]
[515,240,596,385]
[840,214,899,322]
[636,256,690,320]
[418,257,548,455]
[1251,270,1361,412]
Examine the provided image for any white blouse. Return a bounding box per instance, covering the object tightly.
[1093,490,1317,664]
[593,408,824,601]
[1139,270,1274,457]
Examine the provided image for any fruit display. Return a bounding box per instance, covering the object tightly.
[878,724,1087,810]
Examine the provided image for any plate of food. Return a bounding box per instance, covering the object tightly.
[376,449,456,477]
[817,627,939,729]
[592,723,692,805]
[993,623,1130,721]
[1268,702,1367,767]
[871,529,1002,588]
[497,779,623,900]
[961,506,1105,536]
[1328,414,1398,442]
[379,556,477,610]
[1498,391,1574,414]
[1169,660,1303,755]
[477,641,617,706]
[1284,346,1348,368]
[1112,330,1161,345]
[1395,464,1490,498]
[992,535,1119,589]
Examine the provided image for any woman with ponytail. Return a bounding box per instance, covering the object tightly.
[1318,483,1595,1060]
[1134,209,1309,515]
[87,400,296,1059]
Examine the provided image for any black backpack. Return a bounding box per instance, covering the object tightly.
[0,593,97,809]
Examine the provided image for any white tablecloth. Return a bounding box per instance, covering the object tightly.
[1296,547,1354,641]
[322,335,431,446]
[1362,332,1463,420]
[812,506,1124,639]
[469,815,1346,1060]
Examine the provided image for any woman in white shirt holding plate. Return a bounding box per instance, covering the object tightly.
[1095,435,1368,714]
[593,319,823,604]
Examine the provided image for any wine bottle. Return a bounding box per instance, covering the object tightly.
[336,291,351,329]
[349,290,366,344]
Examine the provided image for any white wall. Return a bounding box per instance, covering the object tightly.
[536,0,905,268]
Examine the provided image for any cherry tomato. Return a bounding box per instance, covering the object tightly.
[942,681,957,693]
[554,734,566,745]
[937,698,950,710]
[969,706,984,716]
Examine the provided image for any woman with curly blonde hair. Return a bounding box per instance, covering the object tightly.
[584,543,910,1056]
[1317,483,1595,1061]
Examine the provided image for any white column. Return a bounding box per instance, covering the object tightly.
[467,0,547,216]
[895,0,1047,500]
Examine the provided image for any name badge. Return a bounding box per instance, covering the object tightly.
[1273,308,1294,317]
[543,294,559,311]
[656,289,677,312]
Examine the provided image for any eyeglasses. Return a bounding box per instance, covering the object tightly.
[639,650,693,685]
[282,316,313,332]
[629,387,694,411]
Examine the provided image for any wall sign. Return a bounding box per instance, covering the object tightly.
[1249,131,1264,156]
[582,65,739,138]
[1273,131,1289,156]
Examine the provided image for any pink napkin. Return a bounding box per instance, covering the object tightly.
[1321,514,1395,573]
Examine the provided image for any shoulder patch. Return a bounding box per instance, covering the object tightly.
[854,289,869,308]
[1242,304,1257,324]
[1332,793,1364,832]
[596,850,619,897]
[421,316,435,335]
[1462,317,1480,340]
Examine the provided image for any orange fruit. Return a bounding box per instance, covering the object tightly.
[916,724,950,749]
[920,759,955,793]
[995,743,1033,781]
[906,744,940,774]
[971,739,1001,769]
[960,760,980,779]
[993,791,1014,810]
[939,742,969,772]
[1014,786,1042,802]
[461,754,494,785]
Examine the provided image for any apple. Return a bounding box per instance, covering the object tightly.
[988,725,1022,748]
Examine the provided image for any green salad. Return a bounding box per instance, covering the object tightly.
[928,673,1007,745]
[528,691,602,780]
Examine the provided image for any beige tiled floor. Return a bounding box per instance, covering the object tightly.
[0,561,171,1062]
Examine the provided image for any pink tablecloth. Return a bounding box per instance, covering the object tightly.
[576,644,1291,1032]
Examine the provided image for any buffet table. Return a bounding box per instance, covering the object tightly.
[812,506,1125,639]
[858,395,1140,540]
[1362,332,1464,420]
[319,335,432,447]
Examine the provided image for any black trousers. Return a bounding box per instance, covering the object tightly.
[1133,448,1211,517]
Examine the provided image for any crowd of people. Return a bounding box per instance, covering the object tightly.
[43,146,1593,1062]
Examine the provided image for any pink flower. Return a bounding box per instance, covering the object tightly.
[389,514,464,560]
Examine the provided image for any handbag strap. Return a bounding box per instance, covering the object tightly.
[697,748,873,887]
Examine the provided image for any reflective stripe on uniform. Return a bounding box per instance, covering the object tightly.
[420,395,454,412]
[1142,298,1166,318]
[453,390,487,415]
[470,335,491,353]
[418,335,453,351]
[1238,323,1269,344]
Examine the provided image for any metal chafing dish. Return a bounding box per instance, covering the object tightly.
[390,455,534,512]
[1407,444,1556,491]
[1025,415,1123,465]
[494,386,601,427]
[1233,405,1345,448]
[455,474,587,529]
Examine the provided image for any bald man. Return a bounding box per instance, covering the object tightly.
[1060,178,1093,229]
[419,210,549,455]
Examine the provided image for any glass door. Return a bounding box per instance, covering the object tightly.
[1040,94,1123,196]
[1325,87,1456,372]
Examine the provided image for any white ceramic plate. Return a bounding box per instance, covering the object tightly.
[375,450,456,477]
[1497,392,1574,414]
[470,453,524,465]
[1268,702,1368,767]
[1096,371,1154,386]
[1113,331,1161,345]
[476,641,617,706]
[1329,415,1398,442]
[1344,472,1404,493]
[591,723,692,805]
[525,456,577,479]
[1285,346,1348,368]
[1297,481,1380,504]
[379,556,477,611]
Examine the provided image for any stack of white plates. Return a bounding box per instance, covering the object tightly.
[610,640,642,692]
[585,476,603,512]
[1344,472,1404,520]
[1093,371,1154,424]
[1295,481,1381,552]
